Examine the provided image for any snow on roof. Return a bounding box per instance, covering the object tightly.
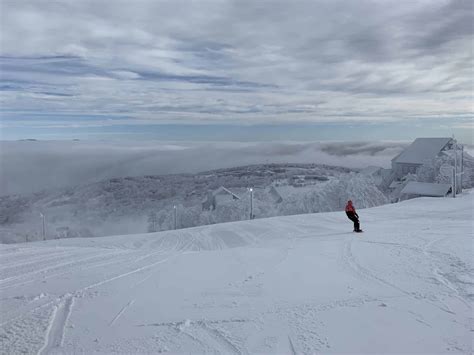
[392,138,452,165]
[268,186,283,203]
[389,180,404,189]
[201,186,240,203]
[212,186,240,199]
[400,182,451,197]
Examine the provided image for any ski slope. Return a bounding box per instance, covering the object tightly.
[1,191,472,354]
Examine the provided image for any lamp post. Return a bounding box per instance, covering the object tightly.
[452,167,456,198]
[249,188,253,220]
[454,139,457,197]
[39,212,45,240]
[173,205,177,230]
[451,138,465,196]
[460,144,464,193]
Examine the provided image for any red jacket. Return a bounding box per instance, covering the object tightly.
[345,201,356,213]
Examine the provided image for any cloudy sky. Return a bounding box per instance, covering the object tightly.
[0,0,472,141]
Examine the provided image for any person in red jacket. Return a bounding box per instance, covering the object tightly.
[345,200,362,232]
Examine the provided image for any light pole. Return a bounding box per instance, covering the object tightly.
[460,144,464,193]
[454,139,457,196]
[39,212,45,240]
[452,167,456,198]
[249,188,253,220]
[451,138,465,196]
[173,205,177,230]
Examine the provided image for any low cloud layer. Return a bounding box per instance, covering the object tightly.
[0,140,408,196]
[1,0,472,132]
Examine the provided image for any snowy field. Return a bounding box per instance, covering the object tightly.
[1,191,472,354]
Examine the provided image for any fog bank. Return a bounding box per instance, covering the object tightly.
[0,140,408,196]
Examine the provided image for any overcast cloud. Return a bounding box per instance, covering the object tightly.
[0,0,472,131]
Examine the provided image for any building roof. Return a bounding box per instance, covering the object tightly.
[212,186,240,199]
[202,186,240,204]
[400,182,451,197]
[268,186,283,203]
[392,138,452,165]
[389,180,404,189]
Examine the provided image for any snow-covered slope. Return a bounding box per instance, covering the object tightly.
[1,191,472,354]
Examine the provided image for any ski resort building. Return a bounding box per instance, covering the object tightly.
[267,186,283,204]
[202,186,240,211]
[391,137,454,179]
[400,181,451,198]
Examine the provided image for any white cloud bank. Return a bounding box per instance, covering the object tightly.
[0,140,408,195]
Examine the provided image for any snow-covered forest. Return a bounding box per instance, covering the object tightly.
[1,149,473,243]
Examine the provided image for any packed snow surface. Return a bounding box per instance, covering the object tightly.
[1,191,472,354]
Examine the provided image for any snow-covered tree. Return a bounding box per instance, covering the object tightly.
[176,204,202,229]
[414,155,452,184]
[460,151,474,189]
[147,211,158,232]
[278,173,388,215]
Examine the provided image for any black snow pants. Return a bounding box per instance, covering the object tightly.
[346,211,360,232]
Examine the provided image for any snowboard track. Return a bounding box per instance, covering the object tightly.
[0,249,176,331]
[38,295,74,355]
[342,237,465,316]
[109,299,135,326]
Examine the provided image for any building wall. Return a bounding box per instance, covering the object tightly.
[393,163,421,179]
[215,194,235,205]
[202,190,239,211]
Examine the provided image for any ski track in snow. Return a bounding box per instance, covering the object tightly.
[0,249,126,288]
[0,248,180,354]
[1,249,176,328]
[137,318,248,354]
[109,299,135,326]
[0,191,472,354]
[342,237,411,295]
[422,236,472,308]
[0,249,73,272]
[38,296,74,355]
[0,251,139,294]
[342,234,466,317]
[288,335,298,355]
[196,321,243,354]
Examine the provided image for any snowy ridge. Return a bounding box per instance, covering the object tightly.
[0,191,472,354]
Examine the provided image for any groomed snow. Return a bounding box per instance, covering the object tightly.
[1,191,472,354]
